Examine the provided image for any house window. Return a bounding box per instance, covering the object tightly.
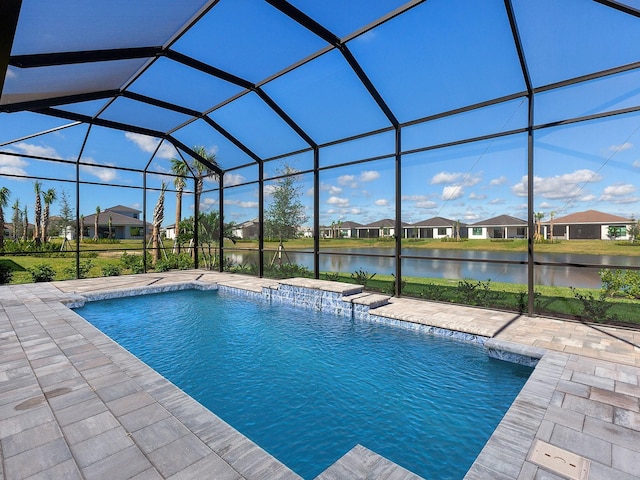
[472,227,482,236]
[437,227,447,236]
[608,226,626,238]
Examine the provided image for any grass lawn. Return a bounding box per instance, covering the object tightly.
[244,238,640,256]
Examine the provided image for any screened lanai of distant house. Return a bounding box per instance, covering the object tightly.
[1,0,640,316]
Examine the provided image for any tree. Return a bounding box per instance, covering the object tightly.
[265,164,308,242]
[42,187,57,243]
[33,181,42,245]
[108,215,113,239]
[0,187,10,252]
[534,212,544,241]
[170,157,189,252]
[80,215,84,242]
[22,205,28,241]
[628,217,640,243]
[190,146,218,217]
[11,200,20,241]
[58,190,74,239]
[178,211,237,269]
[94,206,100,241]
[151,183,166,263]
[548,210,556,242]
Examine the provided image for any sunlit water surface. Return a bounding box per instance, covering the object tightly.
[77,289,532,479]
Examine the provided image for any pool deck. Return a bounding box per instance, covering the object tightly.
[0,271,638,480]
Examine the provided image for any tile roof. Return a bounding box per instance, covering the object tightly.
[471,214,527,226]
[553,209,631,224]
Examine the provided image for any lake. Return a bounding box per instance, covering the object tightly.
[226,247,640,289]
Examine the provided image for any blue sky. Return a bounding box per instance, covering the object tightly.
[1,0,639,228]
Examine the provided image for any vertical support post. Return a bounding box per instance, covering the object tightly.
[394,126,402,297]
[218,174,224,272]
[527,93,535,315]
[258,162,264,277]
[75,125,92,279]
[142,172,147,273]
[194,176,199,269]
[75,159,81,279]
[0,0,21,96]
[313,146,320,279]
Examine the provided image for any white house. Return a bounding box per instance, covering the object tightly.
[469,215,527,240]
[82,205,151,240]
[405,216,467,239]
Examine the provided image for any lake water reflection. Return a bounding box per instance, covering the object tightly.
[226,247,640,289]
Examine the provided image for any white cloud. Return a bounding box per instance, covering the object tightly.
[609,142,633,152]
[125,132,175,159]
[80,159,118,182]
[327,196,350,207]
[0,154,29,177]
[264,184,278,196]
[539,202,552,208]
[416,200,437,209]
[512,169,601,199]
[223,173,245,187]
[633,160,640,168]
[489,176,507,186]
[463,211,481,221]
[337,174,355,186]
[432,171,463,185]
[602,183,636,197]
[359,170,380,182]
[489,198,504,205]
[6,66,16,79]
[600,183,638,203]
[374,199,389,206]
[580,194,596,202]
[468,192,486,200]
[401,194,428,202]
[442,185,464,201]
[14,142,61,159]
[225,199,258,208]
[348,208,362,215]
[431,171,481,187]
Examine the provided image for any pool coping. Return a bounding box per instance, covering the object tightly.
[1,271,639,479]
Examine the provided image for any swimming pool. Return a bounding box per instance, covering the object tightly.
[76,288,531,479]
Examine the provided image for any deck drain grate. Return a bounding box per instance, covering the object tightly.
[528,439,590,480]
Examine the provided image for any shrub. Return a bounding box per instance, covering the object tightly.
[176,253,194,270]
[323,272,341,282]
[154,258,172,272]
[600,269,640,299]
[351,269,376,288]
[571,287,617,323]
[101,264,122,276]
[62,260,94,279]
[28,263,56,282]
[0,265,13,285]
[120,252,150,274]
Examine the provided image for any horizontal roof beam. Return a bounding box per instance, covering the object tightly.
[0,89,119,113]
[9,46,163,68]
[593,0,640,18]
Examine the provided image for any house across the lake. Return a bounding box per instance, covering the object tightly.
[82,205,151,240]
[468,215,528,240]
[551,210,634,240]
[404,216,468,239]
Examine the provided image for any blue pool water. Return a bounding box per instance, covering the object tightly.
[77,289,532,479]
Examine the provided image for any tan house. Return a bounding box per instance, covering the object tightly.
[551,210,633,240]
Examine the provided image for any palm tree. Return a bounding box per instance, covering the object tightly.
[191,146,218,216]
[33,181,42,245]
[108,215,113,239]
[152,183,166,263]
[42,188,57,243]
[170,157,189,252]
[0,187,10,252]
[534,212,544,241]
[22,205,28,241]
[11,200,20,241]
[94,206,100,241]
[548,211,556,242]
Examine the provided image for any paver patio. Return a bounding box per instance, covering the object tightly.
[1,270,639,479]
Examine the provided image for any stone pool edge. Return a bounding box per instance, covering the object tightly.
[67,278,553,479]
